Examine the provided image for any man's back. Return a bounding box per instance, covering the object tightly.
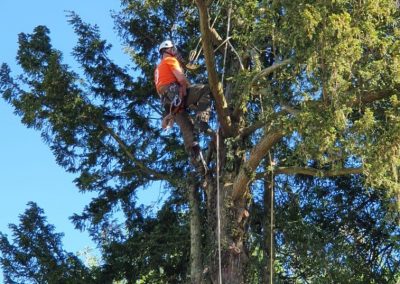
[154,57,182,93]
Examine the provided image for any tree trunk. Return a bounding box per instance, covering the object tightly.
[206,172,249,284]
[189,178,203,284]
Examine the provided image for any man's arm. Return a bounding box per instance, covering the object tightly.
[172,68,190,98]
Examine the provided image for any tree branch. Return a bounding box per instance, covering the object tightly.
[210,27,223,47]
[256,166,363,179]
[239,120,266,138]
[232,129,284,201]
[195,0,233,136]
[239,105,298,139]
[351,87,400,106]
[250,59,293,86]
[233,59,292,119]
[100,122,169,181]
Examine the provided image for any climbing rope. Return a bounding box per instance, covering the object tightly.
[221,1,232,87]
[216,126,222,284]
[268,151,274,284]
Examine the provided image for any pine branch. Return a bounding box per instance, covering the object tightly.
[99,122,170,181]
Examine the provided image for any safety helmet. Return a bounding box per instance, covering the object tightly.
[158,40,174,52]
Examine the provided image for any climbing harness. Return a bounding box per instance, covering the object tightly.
[161,97,184,130]
[160,85,185,130]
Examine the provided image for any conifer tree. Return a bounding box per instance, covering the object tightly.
[0,202,94,284]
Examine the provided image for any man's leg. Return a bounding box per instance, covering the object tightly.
[174,111,208,174]
[174,111,195,153]
[186,84,211,111]
[186,84,211,133]
[162,84,208,174]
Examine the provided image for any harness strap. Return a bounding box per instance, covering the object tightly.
[161,87,185,130]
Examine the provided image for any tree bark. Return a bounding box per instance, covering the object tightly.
[233,130,284,201]
[189,178,203,284]
[195,0,233,136]
[204,145,249,284]
[216,174,249,284]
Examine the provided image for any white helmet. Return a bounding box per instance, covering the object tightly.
[158,40,174,52]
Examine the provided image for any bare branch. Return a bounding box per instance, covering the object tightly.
[240,105,297,138]
[239,120,266,138]
[210,27,223,47]
[228,41,244,71]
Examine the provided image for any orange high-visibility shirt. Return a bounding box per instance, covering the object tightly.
[154,57,183,93]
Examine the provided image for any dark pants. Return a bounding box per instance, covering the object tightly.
[162,84,211,153]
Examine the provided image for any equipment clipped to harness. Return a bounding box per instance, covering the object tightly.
[172,95,182,108]
[162,94,185,130]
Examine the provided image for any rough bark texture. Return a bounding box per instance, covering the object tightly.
[189,179,203,284]
[211,173,249,284]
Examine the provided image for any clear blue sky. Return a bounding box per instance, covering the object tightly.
[0,1,163,281]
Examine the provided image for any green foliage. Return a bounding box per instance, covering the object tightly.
[100,198,190,283]
[0,202,94,284]
[247,175,400,283]
[274,175,400,283]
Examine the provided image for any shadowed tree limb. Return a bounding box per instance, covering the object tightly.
[352,87,400,105]
[256,167,363,179]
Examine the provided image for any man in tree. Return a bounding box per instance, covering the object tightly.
[154,40,211,174]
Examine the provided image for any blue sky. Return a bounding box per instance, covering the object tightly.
[0,1,163,281]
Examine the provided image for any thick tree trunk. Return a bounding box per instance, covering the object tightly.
[207,172,249,284]
[189,179,203,284]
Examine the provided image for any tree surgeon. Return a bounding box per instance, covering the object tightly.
[154,40,211,174]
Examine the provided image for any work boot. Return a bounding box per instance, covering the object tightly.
[191,142,208,175]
